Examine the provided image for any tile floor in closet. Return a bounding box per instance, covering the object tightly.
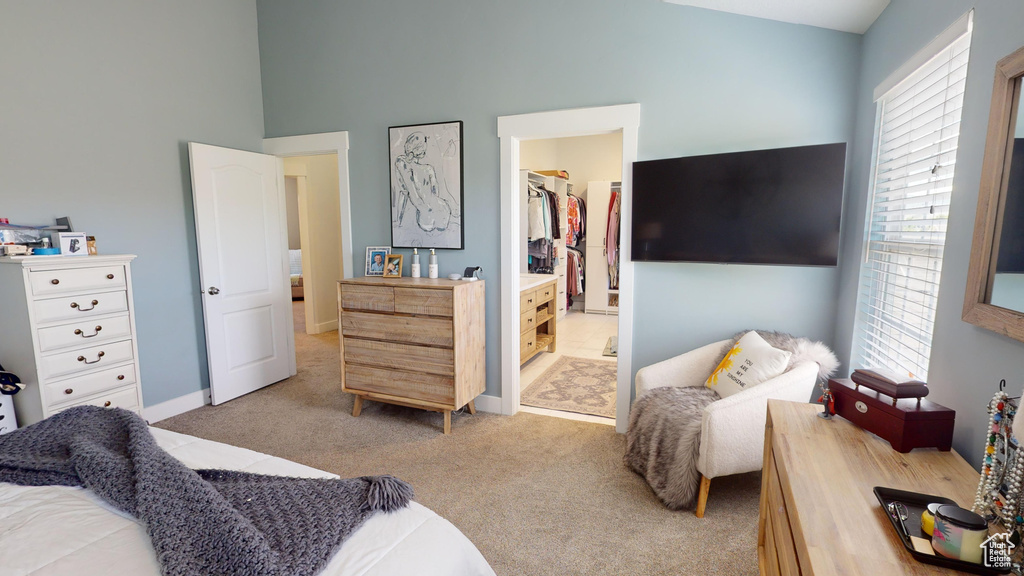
[519,309,618,425]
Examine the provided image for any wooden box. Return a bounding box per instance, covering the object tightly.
[829,378,954,453]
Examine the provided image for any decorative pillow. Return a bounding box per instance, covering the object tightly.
[705,331,792,398]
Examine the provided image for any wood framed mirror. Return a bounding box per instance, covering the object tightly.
[963,45,1024,342]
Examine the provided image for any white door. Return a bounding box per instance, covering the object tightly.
[189,142,294,404]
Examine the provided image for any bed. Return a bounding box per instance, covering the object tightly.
[290,248,304,299]
[0,426,495,576]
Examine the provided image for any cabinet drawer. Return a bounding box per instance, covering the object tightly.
[536,282,555,304]
[395,287,453,317]
[520,309,536,334]
[344,364,454,405]
[53,386,139,413]
[45,363,137,408]
[40,339,134,380]
[520,289,538,312]
[767,455,800,575]
[340,284,394,313]
[520,328,537,356]
[29,265,126,297]
[33,290,128,324]
[37,313,133,352]
[342,311,453,348]
[343,338,454,376]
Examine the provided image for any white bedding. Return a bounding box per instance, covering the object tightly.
[0,428,495,576]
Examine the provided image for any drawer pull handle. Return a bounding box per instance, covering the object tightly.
[106,274,115,279]
[51,279,60,285]
[117,374,125,381]
[104,401,112,407]
[71,300,99,311]
[527,298,534,304]
[74,326,103,338]
[64,388,73,395]
[77,351,105,364]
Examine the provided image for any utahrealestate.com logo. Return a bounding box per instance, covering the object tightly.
[982,533,1015,569]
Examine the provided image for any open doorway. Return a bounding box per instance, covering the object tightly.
[518,134,623,425]
[498,104,639,433]
[283,154,343,337]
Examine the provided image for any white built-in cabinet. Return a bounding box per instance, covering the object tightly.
[521,170,569,320]
[584,181,620,315]
[0,255,144,427]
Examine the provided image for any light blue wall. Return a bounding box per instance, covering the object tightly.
[0,1,265,406]
[256,0,863,398]
[834,0,1024,466]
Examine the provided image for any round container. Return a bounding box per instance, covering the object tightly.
[921,503,942,536]
[932,505,987,564]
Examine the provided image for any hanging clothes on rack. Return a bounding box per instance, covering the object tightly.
[606,189,620,291]
[566,193,587,247]
[527,182,563,273]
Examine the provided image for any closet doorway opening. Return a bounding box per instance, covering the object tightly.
[498,104,639,433]
[518,135,623,425]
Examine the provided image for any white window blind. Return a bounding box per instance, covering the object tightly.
[853,26,972,381]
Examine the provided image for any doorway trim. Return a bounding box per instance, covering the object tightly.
[497,104,640,433]
[263,131,354,280]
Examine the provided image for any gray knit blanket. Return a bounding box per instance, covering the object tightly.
[0,406,412,576]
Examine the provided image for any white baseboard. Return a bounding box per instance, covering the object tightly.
[311,319,338,334]
[143,388,211,423]
[473,394,501,414]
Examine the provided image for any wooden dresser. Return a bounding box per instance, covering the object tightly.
[337,277,485,434]
[759,400,981,575]
[0,255,144,427]
[520,277,557,365]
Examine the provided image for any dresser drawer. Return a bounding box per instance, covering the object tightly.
[342,311,453,348]
[33,290,129,324]
[520,289,538,312]
[395,287,453,317]
[40,339,134,380]
[343,338,454,376]
[344,364,454,405]
[45,363,137,408]
[53,386,139,413]
[520,328,537,360]
[29,265,126,297]
[520,309,536,334]
[340,284,395,313]
[536,282,555,304]
[37,313,133,352]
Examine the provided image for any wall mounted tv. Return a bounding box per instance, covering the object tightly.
[631,142,847,266]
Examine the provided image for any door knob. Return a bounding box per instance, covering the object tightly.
[208,287,220,295]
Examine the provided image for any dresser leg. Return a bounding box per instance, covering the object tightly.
[443,410,452,434]
[467,400,477,415]
[352,396,363,417]
[696,475,711,518]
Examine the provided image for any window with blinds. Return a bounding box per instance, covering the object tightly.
[853,25,972,381]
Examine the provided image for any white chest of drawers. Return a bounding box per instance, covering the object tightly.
[0,255,143,427]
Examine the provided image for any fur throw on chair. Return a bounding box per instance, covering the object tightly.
[710,330,840,381]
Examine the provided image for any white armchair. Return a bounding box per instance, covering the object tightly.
[634,339,820,517]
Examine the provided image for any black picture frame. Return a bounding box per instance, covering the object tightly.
[388,120,464,250]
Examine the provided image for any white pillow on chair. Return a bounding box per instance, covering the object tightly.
[705,331,791,398]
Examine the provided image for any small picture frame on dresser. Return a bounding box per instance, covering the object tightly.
[383,254,404,277]
[55,232,88,256]
[365,246,390,276]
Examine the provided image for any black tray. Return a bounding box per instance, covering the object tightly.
[873,487,1011,574]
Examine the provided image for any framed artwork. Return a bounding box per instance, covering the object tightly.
[389,120,464,250]
[383,254,404,278]
[365,246,391,276]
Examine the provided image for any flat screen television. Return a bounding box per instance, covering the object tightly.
[631,142,847,266]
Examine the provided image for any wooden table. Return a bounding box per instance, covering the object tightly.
[759,400,982,575]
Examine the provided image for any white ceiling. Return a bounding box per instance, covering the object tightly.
[664,0,890,34]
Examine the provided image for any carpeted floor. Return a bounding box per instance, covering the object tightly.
[521,356,617,418]
[156,324,761,576]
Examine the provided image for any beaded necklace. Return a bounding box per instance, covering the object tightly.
[973,391,1023,533]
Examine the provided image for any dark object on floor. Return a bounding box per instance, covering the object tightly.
[829,378,954,453]
[0,406,412,576]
